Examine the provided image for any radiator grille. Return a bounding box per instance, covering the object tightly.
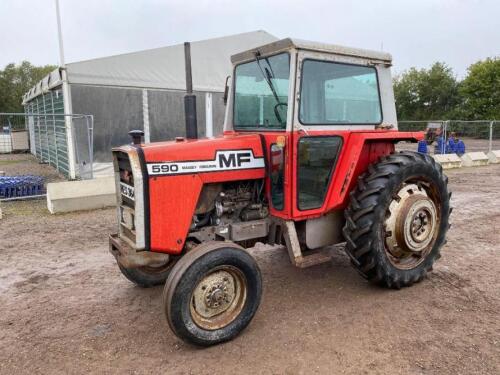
[114,151,136,243]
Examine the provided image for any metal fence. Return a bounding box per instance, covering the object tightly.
[0,113,94,179]
[0,114,28,153]
[398,120,499,154]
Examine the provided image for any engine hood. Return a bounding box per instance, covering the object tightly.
[141,133,266,177]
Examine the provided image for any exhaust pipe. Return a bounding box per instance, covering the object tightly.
[184,42,198,139]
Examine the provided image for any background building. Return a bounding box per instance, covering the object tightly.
[22,30,277,178]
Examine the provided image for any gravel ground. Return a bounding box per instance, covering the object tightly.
[0,153,64,183]
[0,155,499,374]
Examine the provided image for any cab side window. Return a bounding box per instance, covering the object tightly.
[299,60,382,125]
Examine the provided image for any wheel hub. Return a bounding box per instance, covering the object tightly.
[409,207,433,245]
[192,270,237,319]
[204,283,230,308]
[385,184,438,267]
[398,196,437,253]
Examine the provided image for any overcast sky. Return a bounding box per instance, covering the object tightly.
[1,0,498,78]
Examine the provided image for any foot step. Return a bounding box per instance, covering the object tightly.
[295,251,332,268]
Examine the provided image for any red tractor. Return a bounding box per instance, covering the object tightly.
[109,38,451,346]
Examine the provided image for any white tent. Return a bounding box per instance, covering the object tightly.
[23,30,277,103]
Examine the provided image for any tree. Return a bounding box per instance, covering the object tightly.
[393,62,460,120]
[459,58,500,120]
[0,61,56,113]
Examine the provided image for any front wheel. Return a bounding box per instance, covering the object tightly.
[343,151,451,289]
[163,241,262,346]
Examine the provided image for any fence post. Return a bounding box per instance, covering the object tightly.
[442,120,448,154]
[37,115,42,160]
[489,121,494,153]
[41,94,50,165]
[61,69,77,179]
[86,115,94,179]
[51,92,59,170]
[90,115,94,179]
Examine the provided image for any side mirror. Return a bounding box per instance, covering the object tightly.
[223,75,231,105]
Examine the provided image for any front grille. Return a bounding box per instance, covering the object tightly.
[116,152,134,208]
[114,151,136,244]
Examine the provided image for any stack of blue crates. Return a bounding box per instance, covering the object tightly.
[0,175,45,199]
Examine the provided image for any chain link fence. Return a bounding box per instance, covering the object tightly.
[0,113,94,179]
[398,120,499,154]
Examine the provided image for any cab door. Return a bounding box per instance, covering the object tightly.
[290,51,384,219]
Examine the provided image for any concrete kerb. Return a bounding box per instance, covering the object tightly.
[47,177,116,214]
[432,154,462,169]
[460,152,489,167]
[487,150,500,164]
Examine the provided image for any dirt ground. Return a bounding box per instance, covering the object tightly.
[0,155,499,375]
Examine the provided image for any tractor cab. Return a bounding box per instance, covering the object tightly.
[225,38,397,134]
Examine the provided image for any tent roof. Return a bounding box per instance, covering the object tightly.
[23,30,278,104]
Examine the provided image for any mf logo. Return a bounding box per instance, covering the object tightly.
[218,151,252,168]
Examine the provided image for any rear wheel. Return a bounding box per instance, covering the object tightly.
[118,259,176,288]
[163,241,262,346]
[343,151,451,289]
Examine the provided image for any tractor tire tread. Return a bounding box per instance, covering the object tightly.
[342,151,451,289]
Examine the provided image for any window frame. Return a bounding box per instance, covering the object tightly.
[298,58,384,126]
[232,52,291,132]
[296,135,343,211]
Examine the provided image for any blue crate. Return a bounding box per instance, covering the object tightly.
[0,175,45,199]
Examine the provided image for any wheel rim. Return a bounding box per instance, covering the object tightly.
[384,183,440,269]
[190,266,247,330]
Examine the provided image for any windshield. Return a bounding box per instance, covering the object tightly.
[233,53,290,130]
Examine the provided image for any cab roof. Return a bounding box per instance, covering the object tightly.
[231,38,392,65]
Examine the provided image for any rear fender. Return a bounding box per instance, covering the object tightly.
[324,131,422,212]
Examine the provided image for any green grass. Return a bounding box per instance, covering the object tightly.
[0,200,49,217]
[0,159,24,165]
